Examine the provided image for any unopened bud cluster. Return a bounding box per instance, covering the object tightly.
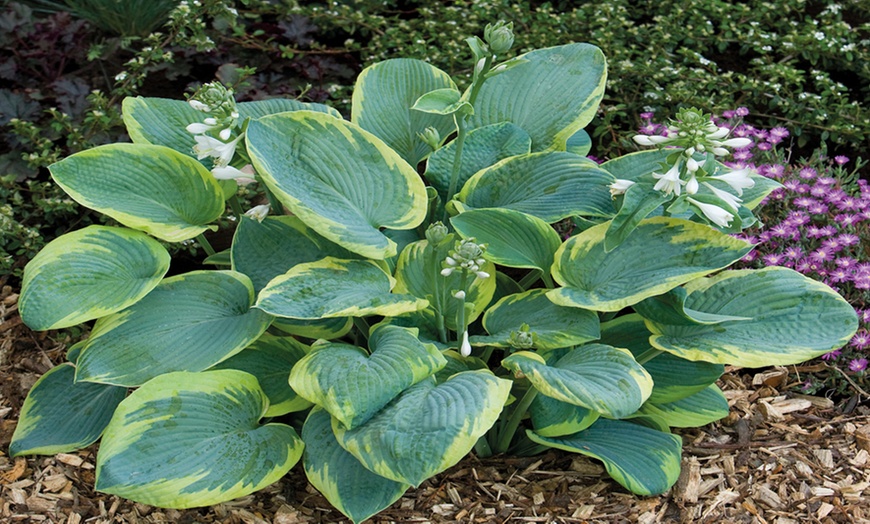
[441,238,490,280]
[185,82,254,183]
[509,324,536,349]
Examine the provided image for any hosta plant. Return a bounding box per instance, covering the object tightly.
[10,22,858,523]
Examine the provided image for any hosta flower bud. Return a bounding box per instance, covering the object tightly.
[686,175,699,195]
[484,21,514,54]
[418,126,441,150]
[509,324,536,349]
[609,179,635,196]
[452,290,466,300]
[425,222,449,244]
[460,330,472,357]
[687,197,734,227]
[244,204,270,222]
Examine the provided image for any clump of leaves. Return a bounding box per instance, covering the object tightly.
[8,23,857,524]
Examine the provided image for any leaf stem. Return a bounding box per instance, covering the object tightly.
[196,233,216,256]
[636,348,663,364]
[518,270,542,290]
[541,271,556,289]
[494,386,538,454]
[353,317,371,342]
[229,194,245,219]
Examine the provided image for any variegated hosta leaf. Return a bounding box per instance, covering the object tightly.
[333,370,512,486]
[467,43,607,152]
[600,314,724,404]
[19,226,169,330]
[212,334,311,417]
[451,208,561,273]
[501,344,652,419]
[455,152,614,222]
[424,122,531,201]
[9,363,126,456]
[231,215,359,293]
[548,217,753,312]
[604,182,670,252]
[256,258,428,319]
[289,324,447,429]
[49,143,225,242]
[393,237,496,332]
[566,129,592,156]
[634,287,752,327]
[122,96,340,155]
[272,317,353,340]
[638,385,729,428]
[527,418,682,496]
[472,289,599,350]
[303,408,409,524]
[352,58,457,167]
[96,370,302,508]
[599,149,672,181]
[76,271,272,387]
[246,111,428,259]
[646,267,858,367]
[433,350,489,384]
[526,350,599,438]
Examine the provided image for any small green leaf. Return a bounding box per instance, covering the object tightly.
[10,363,126,456]
[20,226,169,330]
[604,182,670,252]
[412,88,471,115]
[256,258,428,319]
[528,419,682,495]
[96,370,302,508]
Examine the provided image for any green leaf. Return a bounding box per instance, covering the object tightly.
[502,344,653,419]
[76,270,272,387]
[333,370,511,486]
[639,385,729,428]
[455,152,615,222]
[246,111,428,259]
[49,143,224,242]
[604,182,671,252]
[352,58,457,167]
[600,314,724,404]
[256,258,427,319]
[472,289,599,350]
[272,317,353,340]
[451,208,561,273]
[424,122,531,202]
[412,88,471,115]
[529,394,599,438]
[393,237,495,332]
[646,267,859,367]
[527,418,682,495]
[231,215,359,293]
[599,150,672,181]
[211,334,311,416]
[468,43,607,152]
[740,174,782,209]
[633,287,752,327]
[19,226,169,330]
[9,363,126,456]
[548,217,753,312]
[96,370,302,508]
[303,408,408,524]
[122,96,340,155]
[565,129,592,156]
[289,324,447,429]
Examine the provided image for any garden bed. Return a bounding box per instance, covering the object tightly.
[2,285,869,524]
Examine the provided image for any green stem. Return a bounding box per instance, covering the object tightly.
[517,270,542,290]
[229,195,245,219]
[435,311,448,345]
[494,386,538,454]
[541,271,556,289]
[474,435,493,458]
[479,345,495,364]
[196,233,216,256]
[636,348,663,364]
[353,317,371,342]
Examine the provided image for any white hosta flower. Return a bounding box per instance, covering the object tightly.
[460,330,472,357]
[685,176,699,195]
[219,127,232,141]
[186,119,220,135]
[703,183,742,211]
[652,162,683,196]
[719,137,752,149]
[188,99,211,112]
[706,126,729,140]
[244,204,270,222]
[193,134,241,165]
[211,164,250,181]
[609,179,635,197]
[687,197,734,227]
[708,167,755,195]
[632,134,672,146]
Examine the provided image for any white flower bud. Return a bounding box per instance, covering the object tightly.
[441,267,454,276]
[452,290,466,300]
[475,270,490,279]
[460,330,472,357]
[686,176,699,194]
[219,127,232,141]
[609,179,635,196]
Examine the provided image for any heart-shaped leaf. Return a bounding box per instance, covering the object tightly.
[472,289,599,350]
[76,271,272,387]
[96,370,302,508]
[451,208,561,273]
[272,317,354,340]
[49,143,225,242]
[290,324,446,428]
[548,217,753,312]
[247,111,428,259]
[352,58,457,166]
[467,43,606,152]
[333,370,511,486]
[646,267,858,367]
[529,394,599,438]
[256,258,428,319]
[20,225,169,330]
[9,363,126,456]
[638,385,729,428]
[455,152,614,222]
[412,87,470,115]
[527,418,682,496]
[212,334,311,416]
[303,407,409,524]
[502,344,652,419]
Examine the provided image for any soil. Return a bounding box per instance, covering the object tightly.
[1,283,869,524]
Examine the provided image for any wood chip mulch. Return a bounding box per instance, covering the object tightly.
[1,284,869,524]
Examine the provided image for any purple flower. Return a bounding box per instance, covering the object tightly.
[835,214,860,226]
[770,127,789,139]
[851,329,870,349]
[640,112,655,120]
[733,149,753,161]
[834,155,849,165]
[821,238,842,252]
[817,176,837,186]
[762,253,787,266]
[763,164,786,178]
[793,196,815,208]
[810,185,829,198]
[769,223,795,238]
[835,257,857,269]
[821,349,842,361]
[819,225,838,237]
[798,167,818,179]
[808,202,829,215]
[857,309,870,323]
[783,246,803,259]
[854,274,870,290]
[829,268,852,283]
[722,110,736,119]
[837,234,860,247]
[805,225,825,238]
[741,250,757,263]
[785,211,810,226]
[756,142,773,151]
[736,106,750,116]
[837,196,861,211]
[795,258,813,273]
[810,247,835,263]
[848,358,868,373]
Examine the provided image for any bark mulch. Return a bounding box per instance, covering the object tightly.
[1,284,869,524]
